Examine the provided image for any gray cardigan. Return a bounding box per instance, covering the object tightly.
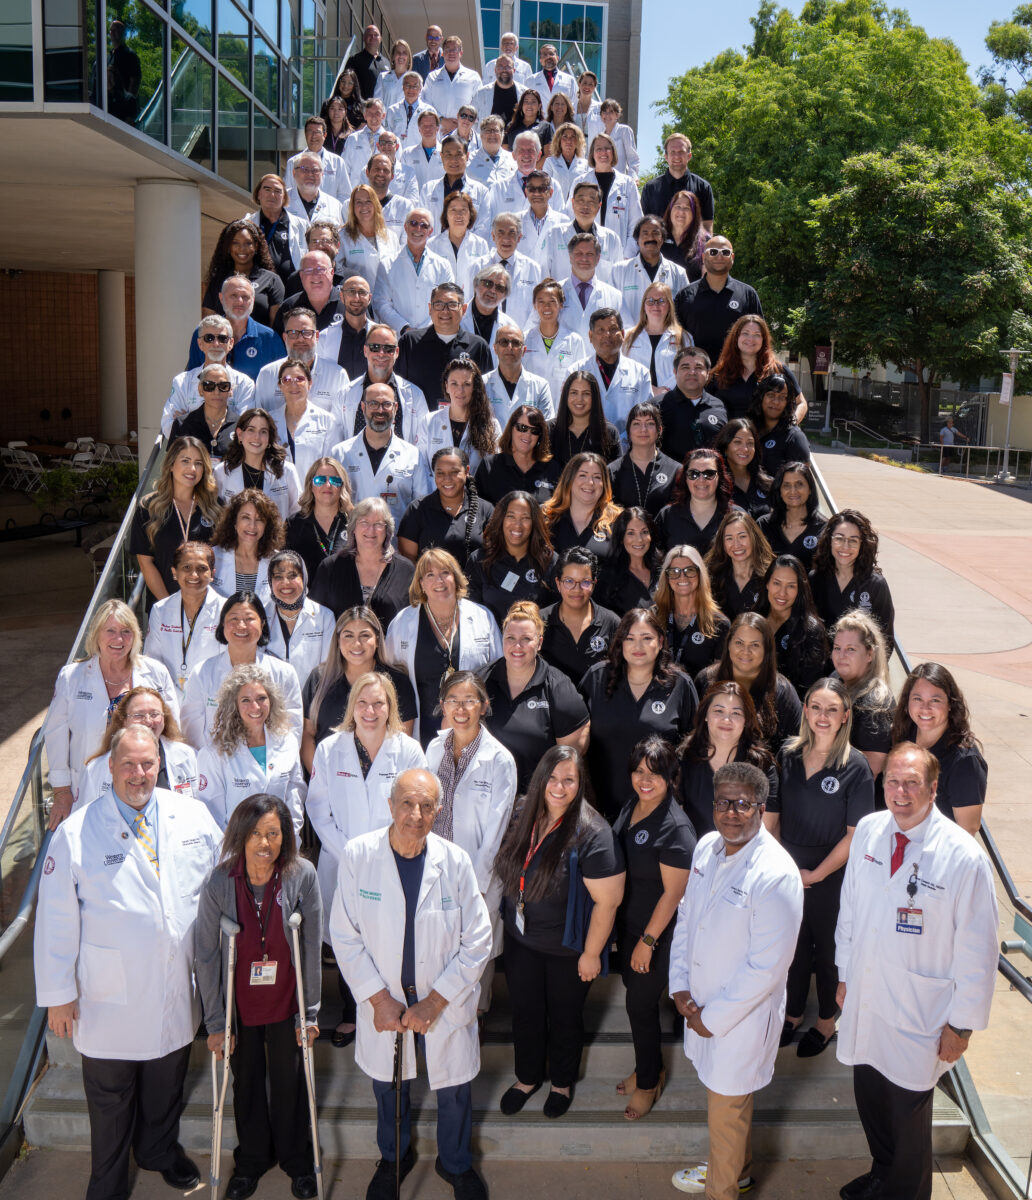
[195,856,323,1034]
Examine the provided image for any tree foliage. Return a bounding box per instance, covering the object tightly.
[980,5,1032,127]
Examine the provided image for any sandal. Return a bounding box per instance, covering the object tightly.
[615,1070,636,1095]
[624,1069,665,1121]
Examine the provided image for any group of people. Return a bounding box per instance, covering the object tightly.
[34,27,1001,1200]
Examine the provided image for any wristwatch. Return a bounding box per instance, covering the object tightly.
[640,933,657,948]
[947,1023,972,1038]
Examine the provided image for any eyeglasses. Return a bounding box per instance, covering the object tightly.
[496,338,524,348]
[280,375,308,385]
[432,300,461,311]
[356,520,388,532]
[686,468,718,480]
[300,267,330,277]
[407,220,433,231]
[366,341,397,354]
[478,279,507,293]
[441,697,481,709]
[201,333,230,344]
[665,566,698,578]
[513,422,540,435]
[713,797,762,814]
[343,287,371,297]
[559,577,594,590]
[312,475,343,487]
[704,247,733,258]
[831,534,862,548]
[644,297,668,307]
[526,186,550,195]
[364,401,396,411]
[296,165,322,175]
[200,380,232,392]
[285,328,316,339]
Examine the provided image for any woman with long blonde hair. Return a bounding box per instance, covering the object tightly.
[652,544,729,676]
[624,280,689,396]
[340,184,398,288]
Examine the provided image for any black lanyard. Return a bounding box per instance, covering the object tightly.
[245,869,278,960]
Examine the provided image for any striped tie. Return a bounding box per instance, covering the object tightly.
[134,811,159,876]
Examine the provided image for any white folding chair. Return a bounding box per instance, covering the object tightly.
[14,451,45,493]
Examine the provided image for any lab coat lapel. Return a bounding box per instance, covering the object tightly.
[416,836,443,913]
[101,790,162,899]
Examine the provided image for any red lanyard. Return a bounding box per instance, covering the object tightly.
[518,817,562,909]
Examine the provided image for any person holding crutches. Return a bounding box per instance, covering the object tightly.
[331,768,493,1200]
[196,793,323,1200]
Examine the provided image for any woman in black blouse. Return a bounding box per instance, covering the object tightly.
[654,448,733,555]
[612,737,695,1120]
[714,418,772,518]
[474,405,561,505]
[651,544,729,677]
[201,218,285,328]
[708,315,804,422]
[808,509,895,645]
[704,508,774,620]
[285,456,354,583]
[466,492,557,624]
[495,746,625,1118]
[760,555,828,699]
[766,677,874,1056]
[597,507,662,615]
[542,452,623,568]
[890,662,987,834]
[747,375,811,477]
[548,372,620,468]
[503,89,550,151]
[326,68,364,131]
[829,609,894,781]
[756,461,826,571]
[398,448,492,569]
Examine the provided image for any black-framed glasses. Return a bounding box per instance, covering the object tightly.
[284,328,317,340]
[687,468,718,480]
[513,422,541,435]
[201,333,230,344]
[665,566,698,578]
[200,381,232,393]
[312,474,344,487]
[713,797,762,813]
[366,342,397,354]
[431,300,461,311]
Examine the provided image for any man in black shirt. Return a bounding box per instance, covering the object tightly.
[396,283,493,408]
[658,348,728,463]
[673,237,762,366]
[474,54,520,125]
[344,24,388,100]
[336,276,374,379]
[281,221,345,294]
[640,133,715,230]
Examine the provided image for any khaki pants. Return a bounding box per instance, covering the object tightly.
[705,1088,753,1200]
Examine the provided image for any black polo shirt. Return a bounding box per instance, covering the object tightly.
[759,420,810,477]
[808,569,895,646]
[730,479,771,520]
[579,662,698,822]
[613,795,696,943]
[337,319,371,379]
[396,328,493,408]
[666,611,729,677]
[473,454,561,504]
[257,211,299,285]
[654,502,726,555]
[302,661,418,744]
[930,734,988,819]
[309,551,415,628]
[284,511,349,583]
[169,406,235,463]
[397,491,494,569]
[673,276,763,366]
[465,548,557,624]
[539,601,619,685]
[548,419,621,468]
[595,564,658,615]
[478,655,589,794]
[771,613,828,700]
[711,363,800,422]
[273,287,346,335]
[679,756,779,837]
[549,513,616,566]
[640,169,715,222]
[130,503,216,600]
[770,746,874,871]
[756,512,826,571]
[344,48,388,99]
[608,450,679,516]
[658,389,727,462]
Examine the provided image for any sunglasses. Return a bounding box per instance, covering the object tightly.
[686,468,718,480]
[366,341,397,354]
[312,474,343,487]
[200,380,232,392]
[201,333,230,344]
[281,375,308,385]
[704,247,733,258]
[407,220,433,231]
[666,566,698,578]
[513,422,541,435]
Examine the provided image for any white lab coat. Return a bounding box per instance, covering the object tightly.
[481,171,564,233]
[144,587,226,697]
[273,403,342,482]
[543,154,592,202]
[284,147,352,207]
[286,187,345,228]
[210,547,273,606]
[835,806,999,1091]
[525,68,577,102]
[399,142,445,194]
[255,357,351,426]
[573,101,600,137]
[214,460,302,520]
[335,375,427,446]
[75,739,199,809]
[421,176,489,234]
[385,600,502,729]
[262,596,336,690]
[385,98,436,149]
[518,206,569,275]
[669,826,803,1096]
[568,352,655,438]
[180,647,303,749]
[34,789,222,1060]
[161,366,253,437]
[244,208,308,273]
[466,147,517,188]
[484,55,533,84]
[427,231,491,299]
[307,730,427,907]
[559,276,624,340]
[459,306,519,368]
[542,220,623,281]
[425,726,516,954]
[470,249,543,329]
[332,431,426,531]
[473,80,525,124]
[379,192,416,242]
[609,255,690,327]
[373,245,455,332]
[44,656,180,800]
[523,323,587,409]
[416,407,502,480]
[576,170,643,249]
[597,123,640,179]
[196,728,306,832]
[483,366,555,425]
[339,229,400,290]
[625,327,688,393]
[422,64,483,119]
[342,127,382,184]
[329,826,492,1088]
[373,70,408,110]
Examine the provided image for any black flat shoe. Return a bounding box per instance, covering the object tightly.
[226,1175,259,1200]
[331,1026,356,1047]
[291,1174,318,1199]
[779,1020,799,1048]
[499,1083,540,1114]
[797,1026,835,1058]
[543,1087,573,1118]
[160,1154,201,1190]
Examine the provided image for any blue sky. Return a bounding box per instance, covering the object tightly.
[636,0,1020,170]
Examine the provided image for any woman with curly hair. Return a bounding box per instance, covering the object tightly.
[747,374,811,477]
[210,487,285,602]
[465,491,557,622]
[808,508,895,644]
[704,508,774,619]
[714,417,772,518]
[131,435,221,602]
[215,408,301,520]
[652,544,729,676]
[542,452,622,566]
[579,607,698,822]
[709,315,804,422]
[654,447,733,555]
[760,554,828,698]
[756,460,826,571]
[473,405,561,504]
[201,218,285,326]
[662,190,707,280]
[340,183,399,289]
[417,359,501,477]
[543,122,589,200]
[196,664,305,831]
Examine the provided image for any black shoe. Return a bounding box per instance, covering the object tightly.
[291,1174,318,1199]
[542,1087,573,1119]
[160,1153,201,1190]
[226,1175,259,1200]
[499,1082,540,1115]
[779,1020,798,1049]
[331,1025,356,1047]
[839,1170,884,1200]
[366,1145,415,1200]
[435,1158,487,1200]
[797,1026,835,1058]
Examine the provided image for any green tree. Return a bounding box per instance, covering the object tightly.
[790,144,1032,440]
[981,5,1032,126]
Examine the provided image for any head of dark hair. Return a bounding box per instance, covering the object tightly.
[481,490,554,579]
[552,371,617,460]
[670,447,733,508]
[604,607,679,698]
[709,612,779,740]
[218,792,299,873]
[679,680,772,771]
[890,661,980,752]
[768,460,819,522]
[498,404,553,461]
[811,508,880,581]
[628,734,681,793]
[215,591,271,647]
[608,506,661,576]
[556,545,599,579]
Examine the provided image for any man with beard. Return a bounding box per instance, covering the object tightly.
[164,315,254,435]
[286,153,344,226]
[610,215,690,326]
[184,275,281,376]
[364,152,416,242]
[672,236,762,366]
[336,324,426,443]
[474,54,522,126]
[254,306,351,419]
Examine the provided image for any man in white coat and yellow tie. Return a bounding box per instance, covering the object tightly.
[834,742,998,1200]
[330,768,492,1200]
[34,725,223,1200]
[669,762,803,1199]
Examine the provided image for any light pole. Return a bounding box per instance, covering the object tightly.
[821,337,836,436]
[995,347,1023,484]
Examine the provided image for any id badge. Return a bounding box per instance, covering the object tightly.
[380,491,397,502]
[514,908,525,935]
[501,571,520,592]
[250,959,279,985]
[896,908,923,935]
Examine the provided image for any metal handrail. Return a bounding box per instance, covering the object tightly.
[832,418,903,448]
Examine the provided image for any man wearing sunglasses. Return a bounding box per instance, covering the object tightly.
[658,347,728,463]
[673,236,763,367]
[669,762,803,1199]
[373,207,455,334]
[396,282,493,407]
[339,323,425,443]
[483,326,554,426]
[163,315,254,437]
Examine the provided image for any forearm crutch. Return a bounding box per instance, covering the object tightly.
[210,915,240,1200]
[288,911,324,1200]
[393,1030,404,1200]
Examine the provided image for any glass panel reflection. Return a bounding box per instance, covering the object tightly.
[171,0,212,51]
[253,0,276,40]
[254,33,278,113]
[44,0,85,102]
[217,72,250,189]
[253,108,279,184]
[170,33,213,168]
[0,0,34,101]
[217,0,248,88]
[535,2,561,41]
[104,3,166,136]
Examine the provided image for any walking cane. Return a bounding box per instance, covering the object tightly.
[210,915,240,1200]
[288,911,325,1200]
[392,1030,404,1200]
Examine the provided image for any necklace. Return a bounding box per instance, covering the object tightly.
[629,453,656,509]
[426,603,458,682]
[312,512,342,555]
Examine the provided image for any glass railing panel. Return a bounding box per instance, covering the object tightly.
[170,34,214,168]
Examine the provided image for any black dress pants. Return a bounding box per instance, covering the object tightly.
[853,1062,934,1200]
[620,935,672,1091]
[81,1043,191,1200]
[786,869,843,1021]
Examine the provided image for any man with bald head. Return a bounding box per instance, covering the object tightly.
[331,768,491,1200]
[672,235,762,366]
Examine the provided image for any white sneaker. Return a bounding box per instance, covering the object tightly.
[671,1163,754,1193]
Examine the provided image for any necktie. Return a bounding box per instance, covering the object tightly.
[890,831,909,877]
[576,280,590,309]
[134,811,159,876]
[406,103,413,125]
[519,174,527,194]
[500,258,511,312]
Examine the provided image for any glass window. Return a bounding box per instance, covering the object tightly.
[171,32,213,168]
[519,4,536,39]
[253,108,279,181]
[482,10,499,48]
[172,0,212,51]
[217,0,249,87]
[535,2,561,41]
[583,43,600,76]
[585,5,603,40]
[279,0,291,54]
[44,0,85,102]
[103,3,166,136]
[253,0,276,39]
[253,32,278,112]
[1,0,35,101]
[217,71,250,188]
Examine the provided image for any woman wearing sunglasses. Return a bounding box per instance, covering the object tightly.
[474,407,561,505]
[169,364,237,462]
[285,457,354,582]
[654,449,733,556]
